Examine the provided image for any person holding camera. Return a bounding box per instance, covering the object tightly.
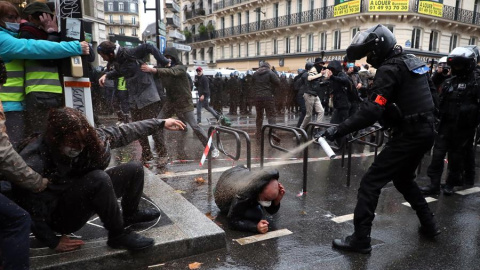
[431,57,451,93]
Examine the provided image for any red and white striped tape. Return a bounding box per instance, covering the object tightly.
[200,129,215,166]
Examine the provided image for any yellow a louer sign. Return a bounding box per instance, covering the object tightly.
[418,0,443,17]
[369,0,409,12]
[334,0,361,17]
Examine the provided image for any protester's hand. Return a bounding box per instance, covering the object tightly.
[257,220,269,234]
[325,69,332,78]
[55,235,85,252]
[200,95,204,101]
[356,83,362,89]
[98,74,106,87]
[39,13,58,33]
[141,63,156,74]
[273,183,285,206]
[33,178,49,193]
[322,126,338,141]
[163,118,186,131]
[80,41,90,55]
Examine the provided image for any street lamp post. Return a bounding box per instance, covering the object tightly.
[143,0,161,49]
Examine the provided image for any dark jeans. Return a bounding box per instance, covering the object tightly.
[196,98,220,123]
[24,92,62,135]
[353,124,435,238]
[4,111,25,149]
[330,108,350,125]
[130,102,162,159]
[296,93,306,128]
[49,161,144,238]
[155,107,211,157]
[427,125,476,187]
[116,90,130,115]
[0,193,30,270]
[255,99,276,139]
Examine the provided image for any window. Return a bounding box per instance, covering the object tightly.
[449,34,458,51]
[469,36,477,45]
[120,27,124,34]
[352,27,360,39]
[230,15,234,28]
[237,13,241,26]
[132,28,136,36]
[132,17,136,25]
[297,0,302,13]
[246,11,249,24]
[429,31,439,51]
[320,32,327,50]
[130,3,136,12]
[246,42,249,57]
[120,15,124,24]
[256,41,260,56]
[230,45,233,58]
[119,2,124,11]
[273,39,278,54]
[108,2,113,11]
[109,27,113,34]
[296,35,302,52]
[109,15,113,23]
[238,44,241,58]
[411,28,421,49]
[308,34,313,52]
[333,30,341,50]
[285,37,291,53]
[221,17,225,30]
[222,46,225,58]
[310,0,315,10]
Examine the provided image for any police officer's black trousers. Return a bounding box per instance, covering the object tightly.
[353,124,435,238]
[427,126,476,187]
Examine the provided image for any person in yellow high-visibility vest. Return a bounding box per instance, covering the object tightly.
[116,76,130,124]
[20,2,64,135]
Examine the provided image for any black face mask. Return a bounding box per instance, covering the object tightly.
[367,52,383,69]
[315,65,323,73]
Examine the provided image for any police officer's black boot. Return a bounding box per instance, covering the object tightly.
[417,212,441,238]
[419,177,440,195]
[332,233,372,254]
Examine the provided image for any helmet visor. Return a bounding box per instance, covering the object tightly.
[346,31,378,61]
[448,47,476,58]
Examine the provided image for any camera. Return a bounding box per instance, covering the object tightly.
[442,66,450,76]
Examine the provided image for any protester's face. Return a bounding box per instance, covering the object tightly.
[99,52,113,62]
[59,130,85,157]
[259,180,280,201]
[196,69,203,76]
[1,11,20,23]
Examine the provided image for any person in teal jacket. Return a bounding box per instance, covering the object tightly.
[0,1,89,147]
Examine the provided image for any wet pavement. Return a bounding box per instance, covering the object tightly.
[105,109,480,269]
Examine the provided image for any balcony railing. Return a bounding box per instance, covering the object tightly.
[106,20,139,26]
[196,1,479,44]
[185,8,206,20]
[213,0,252,11]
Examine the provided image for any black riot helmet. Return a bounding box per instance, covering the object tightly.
[346,24,396,68]
[447,46,477,76]
[305,61,314,71]
[464,45,480,63]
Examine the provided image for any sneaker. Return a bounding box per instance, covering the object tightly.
[332,234,372,254]
[211,148,220,158]
[219,115,232,127]
[107,231,154,250]
[124,208,161,227]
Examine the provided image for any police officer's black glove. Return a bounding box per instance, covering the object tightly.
[322,126,338,141]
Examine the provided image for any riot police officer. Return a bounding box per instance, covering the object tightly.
[322,24,440,254]
[420,47,480,195]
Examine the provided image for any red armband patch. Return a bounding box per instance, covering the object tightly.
[374,95,387,106]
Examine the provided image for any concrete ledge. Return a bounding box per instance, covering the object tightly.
[30,168,226,269]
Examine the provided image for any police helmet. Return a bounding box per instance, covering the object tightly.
[230,72,234,77]
[289,74,294,79]
[346,24,397,68]
[280,72,286,78]
[246,70,253,76]
[447,46,477,76]
[234,71,240,77]
[239,73,245,79]
[305,62,314,71]
[215,72,222,78]
[464,45,480,63]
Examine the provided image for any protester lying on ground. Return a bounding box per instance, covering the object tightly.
[12,107,185,251]
[214,166,285,234]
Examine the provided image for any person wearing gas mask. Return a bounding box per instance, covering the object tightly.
[320,24,440,254]
[419,47,480,196]
[13,107,186,252]
[214,166,285,233]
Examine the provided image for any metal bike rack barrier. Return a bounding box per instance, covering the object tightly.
[260,124,309,192]
[345,126,385,187]
[207,126,252,184]
[305,123,347,167]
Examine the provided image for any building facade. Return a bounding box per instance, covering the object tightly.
[104,0,141,47]
[182,0,480,71]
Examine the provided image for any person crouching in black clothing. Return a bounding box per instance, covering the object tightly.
[13,107,185,252]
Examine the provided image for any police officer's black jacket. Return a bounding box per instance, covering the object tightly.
[335,53,436,137]
[438,71,480,130]
[13,119,166,249]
